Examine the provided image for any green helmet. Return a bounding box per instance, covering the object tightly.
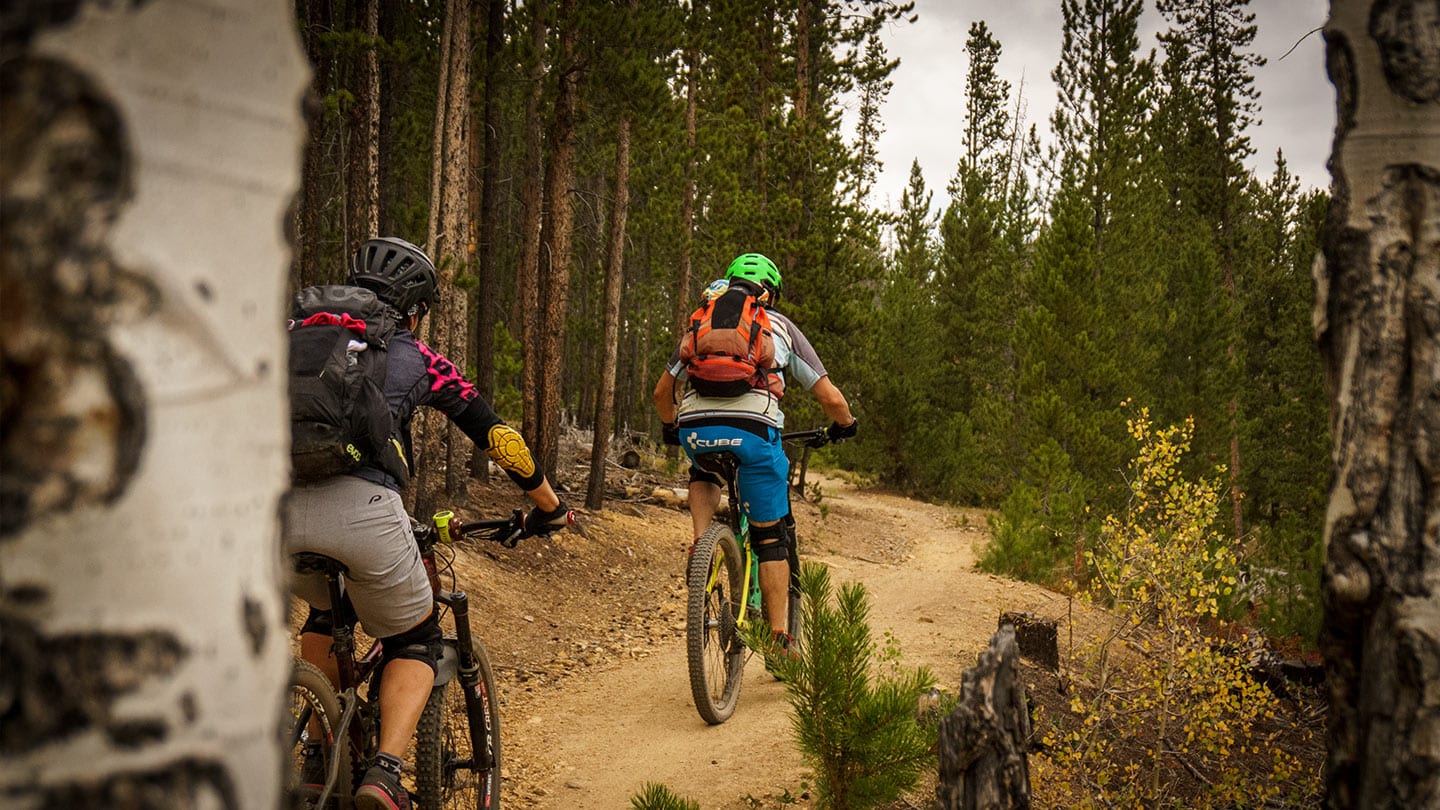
[724,253,782,298]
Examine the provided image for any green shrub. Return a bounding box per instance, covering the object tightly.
[629,782,700,810]
[767,563,937,810]
[979,437,1093,586]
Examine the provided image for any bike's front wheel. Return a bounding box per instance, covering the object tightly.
[686,523,746,725]
[285,659,350,809]
[786,533,804,649]
[415,638,501,810]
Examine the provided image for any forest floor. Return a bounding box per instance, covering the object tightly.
[304,441,1327,809]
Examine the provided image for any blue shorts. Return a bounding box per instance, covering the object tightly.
[680,423,790,523]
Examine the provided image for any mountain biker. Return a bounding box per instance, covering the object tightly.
[285,237,570,810]
[652,253,857,655]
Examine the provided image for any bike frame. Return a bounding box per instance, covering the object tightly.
[700,428,825,637]
[297,509,527,806]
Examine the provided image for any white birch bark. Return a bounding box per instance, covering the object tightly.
[0,2,307,807]
[1318,1,1440,806]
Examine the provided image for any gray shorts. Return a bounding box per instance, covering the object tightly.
[284,475,432,638]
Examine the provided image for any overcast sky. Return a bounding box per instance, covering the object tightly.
[862,0,1334,212]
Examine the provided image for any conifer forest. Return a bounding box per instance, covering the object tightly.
[291,0,1330,640]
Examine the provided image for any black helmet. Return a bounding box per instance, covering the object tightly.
[349,237,439,317]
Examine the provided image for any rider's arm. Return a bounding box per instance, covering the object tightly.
[524,479,562,511]
[812,376,854,427]
[653,369,679,424]
[414,339,559,503]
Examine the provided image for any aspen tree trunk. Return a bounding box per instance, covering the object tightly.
[536,0,582,481]
[586,114,633,510]
[1317,2,1440,807]
[664,34,699,463]
[469,0,507,483]
[344,0,381,249]
[517,0,549,448]
[0,2,306,807]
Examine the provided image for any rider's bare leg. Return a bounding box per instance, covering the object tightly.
[376,656,432,756]
[688,479,722,539]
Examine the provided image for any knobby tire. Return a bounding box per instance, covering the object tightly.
[415,638,501,810]
[786,540,804,650]
[686,523,746,724]
[287,659,350,809]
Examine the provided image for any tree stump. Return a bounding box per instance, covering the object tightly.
[935,625,1032,810]
[998,611,1058,672]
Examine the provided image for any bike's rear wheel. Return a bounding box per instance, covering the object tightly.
[686,523,746,724]
[286,659,350,809]
[415,638,501,810]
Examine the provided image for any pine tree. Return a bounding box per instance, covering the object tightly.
[1050,0,1152,257]
[1234,155,1328,636]
[938,20,1012,445]
[775,564,937,810]
[988,175,1129,580]
[860,161,962,493]
[850,28,894,205]
[1157,0,1266,541]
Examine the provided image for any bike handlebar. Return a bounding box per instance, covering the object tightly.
[782,428,830,449]
[432,508,576,549]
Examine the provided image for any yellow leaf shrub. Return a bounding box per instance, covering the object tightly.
[1032,409,1319,807]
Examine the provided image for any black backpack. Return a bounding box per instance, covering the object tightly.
[288,285,409,485]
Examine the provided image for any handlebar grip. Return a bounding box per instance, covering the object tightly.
[433,510,455,545]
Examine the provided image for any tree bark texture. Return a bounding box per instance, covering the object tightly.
[469,0,506,483]
[344,0,380,250]
[424,0,454,260]
[296,0,333,289]
[935,625,1033,810]
[0,2,305,806]
[517,0,548,448]
[586,113,632,511]
[1318,2,1440,807]
[673,42,699,338]
[438,0,472,503]
[415,0,472,517]
[537,0,582,481]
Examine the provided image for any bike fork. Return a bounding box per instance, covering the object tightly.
[439,589,493,771]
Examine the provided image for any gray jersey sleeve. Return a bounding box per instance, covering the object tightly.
[768,311,827,391]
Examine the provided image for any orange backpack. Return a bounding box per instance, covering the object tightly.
[680,285,776,398]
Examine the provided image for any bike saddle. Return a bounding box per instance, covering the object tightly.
[292,552,348,577]
[694,451,741,480]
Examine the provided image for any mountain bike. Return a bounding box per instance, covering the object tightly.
[285,507,571,810]
[685,427,829,725]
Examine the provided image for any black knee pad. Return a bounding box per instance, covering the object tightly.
[380,611,442,675]
[749,521,790,563]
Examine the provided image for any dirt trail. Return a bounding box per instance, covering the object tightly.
[479,474,1069,809]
